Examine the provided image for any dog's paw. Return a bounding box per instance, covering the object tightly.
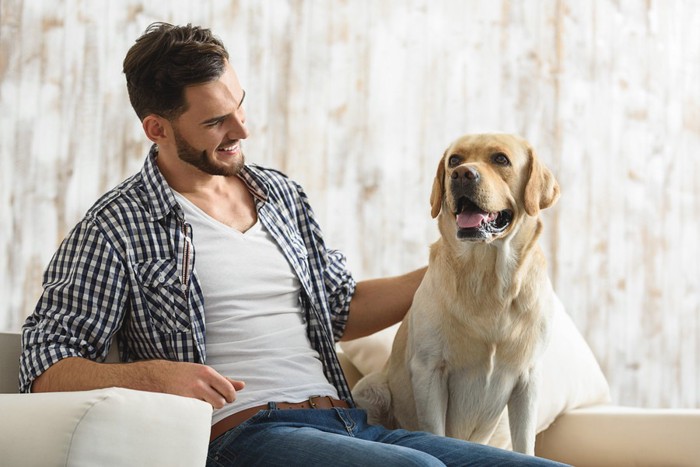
[352,372,394,427]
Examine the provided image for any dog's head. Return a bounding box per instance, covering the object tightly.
[430,134,559,243]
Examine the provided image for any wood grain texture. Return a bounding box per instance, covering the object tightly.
[1,0,698,409]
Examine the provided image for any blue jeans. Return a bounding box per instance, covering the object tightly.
[207,407,568,466]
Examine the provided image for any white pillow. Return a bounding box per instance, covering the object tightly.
[0,387,212,466]
[340,294,611,449]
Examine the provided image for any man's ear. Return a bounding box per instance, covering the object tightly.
[430,153,447,218]
[142,115,169,144]
[524,146,560,216]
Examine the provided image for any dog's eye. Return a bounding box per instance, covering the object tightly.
[448,155,462,167]
[491,153,511,166]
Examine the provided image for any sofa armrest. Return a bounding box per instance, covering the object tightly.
[0,387,213,467]
[535,405,700,467]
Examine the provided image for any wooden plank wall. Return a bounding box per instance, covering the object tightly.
[1,0,698,409]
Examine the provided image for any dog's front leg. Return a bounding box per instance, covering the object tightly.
[507,369,539,455]
[409,352,449,436]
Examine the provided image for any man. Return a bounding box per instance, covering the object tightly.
[20,23,565,466]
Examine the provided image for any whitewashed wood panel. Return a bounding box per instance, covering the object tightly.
[1,0,698,409]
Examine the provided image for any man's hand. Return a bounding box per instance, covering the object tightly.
[153,360,245,408]
[32,357,245,409]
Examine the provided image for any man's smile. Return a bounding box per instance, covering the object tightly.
[217,141,240,156]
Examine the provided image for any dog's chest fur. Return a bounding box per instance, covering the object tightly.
[431,276,542,384]
[434,235,546,351]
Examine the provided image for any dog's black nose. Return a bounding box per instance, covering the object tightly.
[451,165,480,182]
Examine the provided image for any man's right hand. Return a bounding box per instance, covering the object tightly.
[152,360,245,408]
[32,357,245,409]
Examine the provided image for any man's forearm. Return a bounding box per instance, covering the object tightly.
[342,266,427,341]
[32,357,170,393]
[31,356,245,409]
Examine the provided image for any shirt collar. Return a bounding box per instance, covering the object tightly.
[140,145,179,222]
[238,165,269,203]
[139,144,269,221]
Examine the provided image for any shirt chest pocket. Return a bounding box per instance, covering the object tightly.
[135,259,191,332]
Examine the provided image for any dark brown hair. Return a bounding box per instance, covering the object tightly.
[123,22,229,121]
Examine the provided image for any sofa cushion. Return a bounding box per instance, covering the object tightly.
[0,387,212,466]
[340,293,611,448]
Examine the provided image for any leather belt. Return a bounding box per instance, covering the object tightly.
[210,396,350,442]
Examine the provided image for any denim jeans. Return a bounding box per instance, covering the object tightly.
[207,407,568,466]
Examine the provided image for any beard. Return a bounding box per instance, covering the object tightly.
[172,126,245,177]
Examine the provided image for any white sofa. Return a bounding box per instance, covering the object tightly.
[1,324,699,467]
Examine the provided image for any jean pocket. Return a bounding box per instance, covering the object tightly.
[208,411,271,466]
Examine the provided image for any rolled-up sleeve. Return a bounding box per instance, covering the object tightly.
[324,248,356,341]
[20,218,127,393]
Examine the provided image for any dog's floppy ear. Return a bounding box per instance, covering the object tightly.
[430,153,446,218]
[524,146,560,216]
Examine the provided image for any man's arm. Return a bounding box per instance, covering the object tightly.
[32,357,245,409]
[341,266,427,341]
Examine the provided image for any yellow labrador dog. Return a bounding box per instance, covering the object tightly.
[353,133,559,455]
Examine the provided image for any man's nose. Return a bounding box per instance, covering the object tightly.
[227,108,249,139]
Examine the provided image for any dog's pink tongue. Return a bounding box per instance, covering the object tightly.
[457,212,488,228]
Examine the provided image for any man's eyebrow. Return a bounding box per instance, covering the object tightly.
[200,89,246,126]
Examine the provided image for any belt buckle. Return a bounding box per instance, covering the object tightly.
[308,395,322,409]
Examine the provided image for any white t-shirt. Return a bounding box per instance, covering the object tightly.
[173,192,338,424]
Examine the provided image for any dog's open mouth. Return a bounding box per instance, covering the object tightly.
[454,197,513,239]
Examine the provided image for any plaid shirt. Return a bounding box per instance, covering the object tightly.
[20,145,356,400]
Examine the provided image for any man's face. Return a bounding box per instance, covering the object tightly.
[168,62,249,177]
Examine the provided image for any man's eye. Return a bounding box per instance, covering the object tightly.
[207,120,224,128]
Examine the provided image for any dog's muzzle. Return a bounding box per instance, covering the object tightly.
[453,196,513,240]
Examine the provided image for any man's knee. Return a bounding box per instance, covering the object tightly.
[370,447,446,467]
